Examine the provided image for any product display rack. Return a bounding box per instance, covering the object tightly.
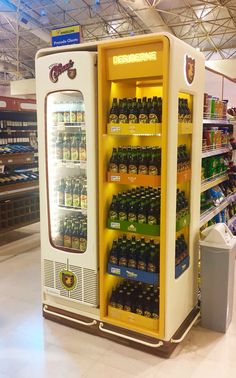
[0,96,39,233]
[98,33,205,348]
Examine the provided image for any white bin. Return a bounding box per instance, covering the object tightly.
[200,223,236,332]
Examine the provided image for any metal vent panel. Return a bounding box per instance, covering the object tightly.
[69,265,83,301]
[83,268,98,306]
[55,262,68,297]
[44,259,54,288]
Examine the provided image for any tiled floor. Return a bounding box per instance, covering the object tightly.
[0,247,236,378]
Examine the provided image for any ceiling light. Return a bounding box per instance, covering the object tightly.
[40,9,49,25]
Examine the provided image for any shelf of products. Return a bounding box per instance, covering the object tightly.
[201,173,228,192]
[200,192,236,227]
[202,145,232,158]
[0,96,39,232]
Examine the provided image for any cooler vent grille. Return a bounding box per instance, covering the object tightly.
[55,262,68,297]
[83,268,98,306]
[44,259,54,288]
[69,265,83,301]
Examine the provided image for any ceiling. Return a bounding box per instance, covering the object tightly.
[0,0,236,85]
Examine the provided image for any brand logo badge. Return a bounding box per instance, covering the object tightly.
[185,55,195,85]
[49,59,76,83]
[60,269,76,291]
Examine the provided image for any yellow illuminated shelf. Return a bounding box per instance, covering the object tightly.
[107,123,162,136]
[201,173,228,193]
[178,122,193,134]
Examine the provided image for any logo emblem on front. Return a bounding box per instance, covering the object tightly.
[49,59,76,83]
[185,55,195,85]
[60,269,76,291]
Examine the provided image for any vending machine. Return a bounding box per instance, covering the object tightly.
[36,51,99,320]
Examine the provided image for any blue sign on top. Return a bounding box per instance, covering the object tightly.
[51,25,80,47]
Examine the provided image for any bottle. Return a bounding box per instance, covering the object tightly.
[124,292,132,312]
[118,99,129,123]
[110,288,117,308]
[64,220,72,248]
[147,242,159,273]
[144,296,152,318]
[55,220,64,246]
[157,97,162,122]
[57,178,65,206]
[79,224,87,252]
[72,180,80,208]
[118,147,128,173]
[108,195,119,220]
[109,148,119,173]
[118,195,128,221]
[64,179,73,207]
[128,147,138,174]
[128,98,138,123]
[138,98,148,123]
[147,199,158,225]
[71,135,79,161]
[63,134,71,160]
[148,147,158,175]
[137,239,147,271]
[116,289,124,310]
[127,196,137,223]
[152,298,159,319]
[109,240,119,265]
[79,135,86,161]
[138,147,148,175]
[118,236,128,266]
[80,185,87,209]
[128,236,137,268]
[71,222,80,249]
[148,97,159,123]
[55,133,63,160]
[136,294,144,315]
[137,196,147,224]
[109,98,119,124]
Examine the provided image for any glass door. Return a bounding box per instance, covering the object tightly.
[46,91,87,253]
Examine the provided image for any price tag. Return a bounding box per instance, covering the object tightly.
[0,165,5,173]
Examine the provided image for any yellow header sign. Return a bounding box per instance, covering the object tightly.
[113,51,157,65]
[51,25,80,47]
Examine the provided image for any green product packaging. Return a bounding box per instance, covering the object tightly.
[207,156,217,178]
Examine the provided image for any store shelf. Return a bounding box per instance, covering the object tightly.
[107,263,158,284]
[200,192,236,227]
[107,172,161,186]
[52,122,86,130]
[107,307,159,332]
[203,119,229,125]
[55,160,86,169]
[201,173,228,193]
[0,216,39,235]
[107,123,161,136]
[0,181,39,198]
[202,145,232,158]
[228,215,236,228]
[0,152,34,165]
[57,205,87,213]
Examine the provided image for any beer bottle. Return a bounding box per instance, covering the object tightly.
[55,133,63,160]
[119,99,129,123]
[128,236,137,268]
[109,98,119,124]
[71,221,80,249]
[136,294,144,315]
[118,147,128,173]
[109,239,119,265]
[72,180,80,208]
[108,195,118,220]
[137,196,147,224]
[147,199,158,225]
[118,237,127,266]
[64,179,73,207]
[144,296,152,318]
[64,220,72,248]
[55,220,64,246]
[80,185,87,209]
[147,242,159,273]
[127,196,137,223]
[128,98,138,124]
[79,135,86,161]
[116,289,124,310]
[147,98,152,114]
[63,134,71,160]
[148,97,158,123]
[109,148,119,173]
[157,97,162,122]
[152,298,159,319]
[128,147,138,174]
[79,224,87,252]
[138,98,148,123]
[124,292,132,312]
[110,288,117,308]
[138,147,148,175]
[148,148,158,175]
[118,195,128,221]
[57,178,65,206]
[137,240,147,271]
[71,135,79,161]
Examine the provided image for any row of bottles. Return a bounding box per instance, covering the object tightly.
[177,145,190,171]
[56,176,87,209]
[109,234,159,273]
[52,100,85,124]
[0,144,35,154]
[109,146,161,175]
[109,96,162,124]
[178,98,191,123]
[55,133,86,161]
[0,172,39,186]
[175,235,188,264]
[0,120,37,129]
[54,214,87,251]
[0,132,35,145]
[109,187,161,225]
[109,280,159,319]
[176,189,189,219]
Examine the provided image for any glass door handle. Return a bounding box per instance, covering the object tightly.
[99,322,164,348]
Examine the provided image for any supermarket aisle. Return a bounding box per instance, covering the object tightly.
[0,248,236,378]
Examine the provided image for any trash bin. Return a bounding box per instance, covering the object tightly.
[200,223,236,333]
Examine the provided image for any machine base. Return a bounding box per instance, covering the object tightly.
[42,304,199,358]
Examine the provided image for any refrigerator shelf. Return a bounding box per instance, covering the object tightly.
[107,172,161,186]
[57,205,87,213]
[55,160,86,169]
[107,123,162,136]
[52,122,86,130]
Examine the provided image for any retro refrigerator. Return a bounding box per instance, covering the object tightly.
[35,51,99,320]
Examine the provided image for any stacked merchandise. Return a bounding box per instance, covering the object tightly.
[203,93,228,120]
[202,127,230,152]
